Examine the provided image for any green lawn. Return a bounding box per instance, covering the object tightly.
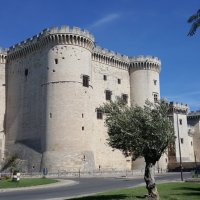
[0,178,59,188]
[70,182,200,200]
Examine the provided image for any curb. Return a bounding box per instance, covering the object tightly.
[185,179,200,183]
[0,179,78,193]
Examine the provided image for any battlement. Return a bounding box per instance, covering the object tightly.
[93,47,161,65]
[169,101,189,115]
[9,26,95,53]
[129,55,161,65]
[94,46,129,62]
[188,110,200,117]
[169,101,189,109]
[0,47,8,55]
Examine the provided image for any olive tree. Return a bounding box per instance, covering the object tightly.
[100,97,176,199]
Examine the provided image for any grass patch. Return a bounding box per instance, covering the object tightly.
[69,182,200,200]
[0,178,59,188]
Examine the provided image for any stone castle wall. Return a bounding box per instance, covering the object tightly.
[2,26,163,172]
[0,48,7,165]
[187,111,200,162]
[168,102,194,162]
[91,55,131,170]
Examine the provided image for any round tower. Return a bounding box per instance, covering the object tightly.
[5,26,95,172]
[129,55,162,170]
[40,26,95,172]
[129,55,161,107]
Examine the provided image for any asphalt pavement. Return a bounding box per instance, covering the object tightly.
[0,172,191,200]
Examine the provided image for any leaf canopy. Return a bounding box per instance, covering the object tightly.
[100,97,176,162]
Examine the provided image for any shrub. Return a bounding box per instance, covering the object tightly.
[5,175,11,179]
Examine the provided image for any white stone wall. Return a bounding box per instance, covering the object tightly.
[0,54,5,164]
[173,113,192,162]
[188,135,194,161]
[5,49,47,171]
[130,69,160,107]
[41,44,95,171]
[187,113,200,162]
[91,60,131,170]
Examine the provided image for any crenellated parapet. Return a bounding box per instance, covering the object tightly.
[169,101,190,115]
[0,47,8,63]
[92,45,130,70]
[187,110,200,119]
[129,55,161,74]
[92,46,162,72]
[7,26,95,62]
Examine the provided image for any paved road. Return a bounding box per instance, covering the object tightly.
[0,173,191,200]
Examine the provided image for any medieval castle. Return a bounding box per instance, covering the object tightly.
[0,26,199,172]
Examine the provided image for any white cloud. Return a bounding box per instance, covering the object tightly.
[89,14,120,28]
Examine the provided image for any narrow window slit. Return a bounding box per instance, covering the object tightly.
[25,69,28,76]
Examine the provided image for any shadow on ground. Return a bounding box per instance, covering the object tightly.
[172,186,200,192]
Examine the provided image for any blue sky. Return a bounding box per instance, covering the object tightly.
[0,0,199,112]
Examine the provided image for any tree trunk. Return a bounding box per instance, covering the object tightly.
[144,159,159,199]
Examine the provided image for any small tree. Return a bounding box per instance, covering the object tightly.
[1,153,19,172]
[187,7,200,36]
[100,97,176,199]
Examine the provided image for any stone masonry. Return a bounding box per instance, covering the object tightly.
[0,25,195,172]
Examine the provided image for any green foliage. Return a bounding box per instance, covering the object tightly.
[100,97,176,162]
[187,8,200,36]
[1,153,19,172]
[5,175,11,179]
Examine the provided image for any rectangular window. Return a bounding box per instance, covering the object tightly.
[55,59,58,64]
[50,113,52,118]
[104,75,107,81]
[191,141,193,146]
[83,75,89,87]
[97,109,103,119]
[106,90,112,100]
[154,80,157,85]
[181,138,184,144]
[122,94,128,103]
[118,79,121,84]
[82,126,84,131]
[25,69,28,76]
[154,94,158,103]
[179,119,182,125]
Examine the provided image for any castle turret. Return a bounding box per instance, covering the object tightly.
[0,47,7,166]
[168,102,193,164]
[129,56,161,169]
[129,55,161,107]
[5,26,95,172]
